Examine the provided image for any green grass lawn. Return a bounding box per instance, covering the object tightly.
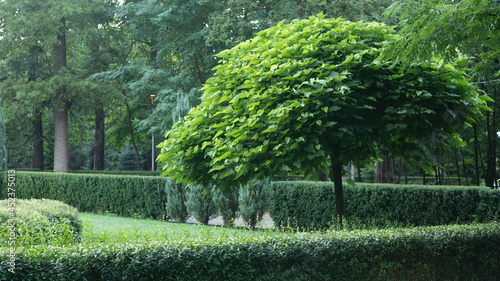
[80,212,283,244]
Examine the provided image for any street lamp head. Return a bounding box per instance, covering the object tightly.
[150,94,157,105]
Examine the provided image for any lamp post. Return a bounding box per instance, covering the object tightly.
[150,94,156,171]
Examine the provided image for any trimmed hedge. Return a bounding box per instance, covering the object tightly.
[0,172,168,219]
[0,222,499,280]
[0,199,82,246]
[269,181,500,230]
[70,170,162,176]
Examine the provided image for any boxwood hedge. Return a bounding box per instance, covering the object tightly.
[0,222,499,280]
[0,172,168,219]
[0,199,82,246]
[268,181,500,230]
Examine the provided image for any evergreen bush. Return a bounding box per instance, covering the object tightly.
[164,178,188,223]
[212,187,239,227]
[238,178,269,229]
[0,199,81,246]
[185,184,217,225]
[0,99,7,171]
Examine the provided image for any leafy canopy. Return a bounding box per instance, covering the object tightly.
[158,15,487,190]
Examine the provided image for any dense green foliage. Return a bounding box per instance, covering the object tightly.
[269,181,500,230]
[1,222,499,280]
[238,178,269,229]
[0,99,6,171]
[164,178,189,223]
[384,0,500,188]
[70,170,162,176]
[213,187,239,227]
[0,172,168,219]
[158,15,487,225]
[185,184,217,225]
[0,199,81,246]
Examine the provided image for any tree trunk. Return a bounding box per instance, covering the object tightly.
[53,18,68,173]
[486,100,497,188]
[422,167,426,185]
[455,152,461,186]
[91,41,105,170]
[124,96,141,170]
[318,168,328,181]
[28,46,44,171]
[331,142,344,227]
[474,123,480,186]
[460,148,469,186]
[375,147,394,183]
[93,106,105,170]
[53,95,68,173]
[33,109,44,171]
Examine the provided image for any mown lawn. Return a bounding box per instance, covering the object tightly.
[80,212,284,244]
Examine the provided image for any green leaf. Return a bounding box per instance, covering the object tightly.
[262,127,278,133]
[213,130,224,139]
[346,179,355,186]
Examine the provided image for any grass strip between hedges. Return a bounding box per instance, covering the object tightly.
[1,222,499,281]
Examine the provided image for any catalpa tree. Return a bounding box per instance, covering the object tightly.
[158,15,488,224]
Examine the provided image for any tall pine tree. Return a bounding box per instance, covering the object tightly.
[0,98,8,171]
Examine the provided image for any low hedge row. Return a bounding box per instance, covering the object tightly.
[269,181,500,230]
[0,172,168,219]
[0,199,82,246]
[70,170,162,176]
[1,222,499,280]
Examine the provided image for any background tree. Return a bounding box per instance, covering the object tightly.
[212,187,239,227]
[164,178,189,223]
[0,99,7,171]
[238,178,269,229]
[384,0,500,187]
[185,184,217,225]
[0,0,110,172]
[158,16,487,224]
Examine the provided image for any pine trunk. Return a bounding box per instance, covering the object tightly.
[53,18,68,173]
[33,109,44,171]
[375,148,394,183]
[331,142,344,227]
[93,106,105,170]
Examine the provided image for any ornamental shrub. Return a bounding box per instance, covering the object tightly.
[0,99,7,171]
[164,178,188,223]
[238,178,269,229]
[185,184,217,225]
[0,199,81,246]
[213,187,239,227]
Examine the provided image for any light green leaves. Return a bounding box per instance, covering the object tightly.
[157,15,485,191]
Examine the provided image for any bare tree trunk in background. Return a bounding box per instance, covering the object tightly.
[94,106,105,170]
[331,142,344,227]
[33,109,44,171]
[474,124,480,186]
[455,152,461,186]
[124,96,141,170]
[356,160,362,182]
[92,42,105,170]
[53,18,68,173]
[460,148,469,186]
[375,146,394,183]
[28,46,44,171]
[422,167,426,185]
